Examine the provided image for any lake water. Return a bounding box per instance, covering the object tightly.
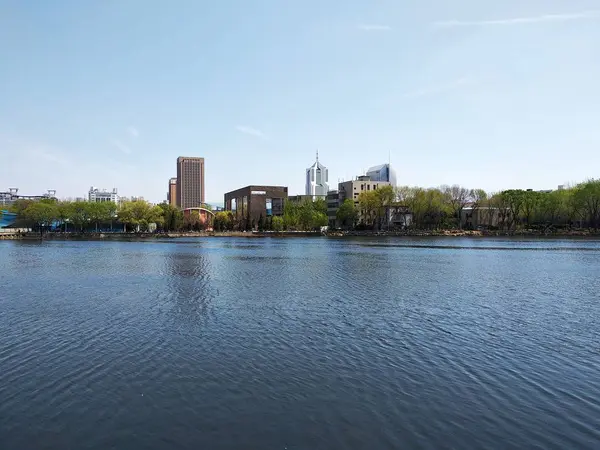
[1,237,600,449]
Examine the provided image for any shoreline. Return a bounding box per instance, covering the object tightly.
[2,229,600,241]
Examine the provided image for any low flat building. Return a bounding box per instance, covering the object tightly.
[461,207,508,229]
[388,204,412,229]
[89,187,119,203]
[1,188,57,207]
[224,185,288,227]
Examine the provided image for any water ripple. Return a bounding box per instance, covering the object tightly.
[1,238,600,449]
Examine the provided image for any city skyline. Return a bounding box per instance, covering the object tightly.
[1,1,599,203]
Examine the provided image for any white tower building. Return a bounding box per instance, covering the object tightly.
[305,151,329,199]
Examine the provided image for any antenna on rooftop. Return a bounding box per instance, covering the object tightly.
[316,149,319,163]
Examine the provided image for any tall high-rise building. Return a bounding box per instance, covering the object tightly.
[305,151,328,199]
[168,178,177,206]
[176,157,205,208]
[366,163,397,186]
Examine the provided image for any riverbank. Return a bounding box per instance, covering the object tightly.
[2,229,600,241]
[0,231,324,241]
[326,229,600,238]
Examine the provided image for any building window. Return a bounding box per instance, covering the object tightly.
[367,185,370,191]
[266,198,272,216]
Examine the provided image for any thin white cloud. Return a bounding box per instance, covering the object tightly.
[112,139,132,154]
[404,77,473,98]
[235,125,266,139]
[358,24,392,31]
[1,136,72,166]
[434,10,600,28]
[29,148,71,166]
[128,126,139,138]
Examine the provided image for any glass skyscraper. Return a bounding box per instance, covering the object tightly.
[366,163,397,186]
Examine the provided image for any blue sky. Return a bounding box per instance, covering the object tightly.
[1,0,599,204]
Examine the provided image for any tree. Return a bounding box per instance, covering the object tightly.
[157,203,184,232]
[271,216,284,231]
[336,199,357,229]
[500,190,526,230]
[8,199,34,215]
[119,200,162,232]
[283,201,300,230]
[298,201,316,230]
[376,185,395,229]
[539,190,565,227]
[522,191,541,227]
[23,202,58,234]
[574,179,600,229]
[56,201,73,232]
[358,190,379,228]
[442,185,472,228]
[69,201,91,231]
[468,188,488,229]
[313,198,327,215]
[87,202,116,232]
[213,211,234,232]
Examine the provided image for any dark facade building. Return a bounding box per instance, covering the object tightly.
[168,178,177,207]
[176,157,205,209]
[326,190,340,227]
[224,185,288,226]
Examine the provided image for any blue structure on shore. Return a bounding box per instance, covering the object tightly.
[0,210,17,229]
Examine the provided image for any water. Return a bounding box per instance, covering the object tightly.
[1,237,600,449]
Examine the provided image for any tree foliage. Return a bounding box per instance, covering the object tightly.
[23,202,58,231]
[157,203,184,232]
[357,185,396,230]
[119,200,163,232]
[282,199,328,231]
[213,211,234,231]
[336,199,358,229]
[367,181,599,230]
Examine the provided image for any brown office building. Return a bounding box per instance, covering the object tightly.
[167,178,177,207]
[176,157,205,209]
[224,185,288,225]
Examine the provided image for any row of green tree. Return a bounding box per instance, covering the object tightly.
[9,199,174,232]
[212,199,329,232]
[8,178,600,233]
[345,180,600,230]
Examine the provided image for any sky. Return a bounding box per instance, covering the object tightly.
[1,0,599,204]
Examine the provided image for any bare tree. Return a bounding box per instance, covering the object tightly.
[442,185,472,229]
[469,189,488,229]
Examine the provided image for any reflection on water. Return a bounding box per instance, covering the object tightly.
[162,249,217,327]
[1,237,600,450]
